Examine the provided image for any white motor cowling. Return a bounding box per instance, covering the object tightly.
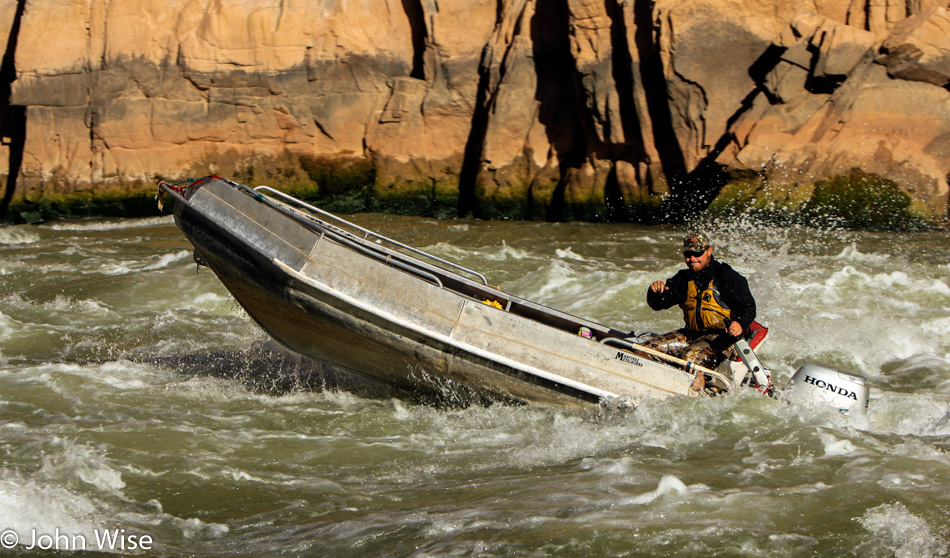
[785,364,869,413]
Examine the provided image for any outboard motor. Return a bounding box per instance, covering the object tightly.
[785,364,869,413]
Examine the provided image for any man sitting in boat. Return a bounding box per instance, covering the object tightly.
[644,231,756,384]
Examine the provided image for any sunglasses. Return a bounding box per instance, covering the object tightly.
[683,250,706,259]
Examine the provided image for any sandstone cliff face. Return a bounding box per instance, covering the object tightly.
[716,6,950,217]
[1,0,948,222]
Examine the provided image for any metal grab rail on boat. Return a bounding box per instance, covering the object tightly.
[323,228,445,289]
[601,337,733,389]
[252,186,489,286]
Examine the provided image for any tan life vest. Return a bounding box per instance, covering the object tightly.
[683,278,732,331]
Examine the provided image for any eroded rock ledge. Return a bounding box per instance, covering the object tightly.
[1,0,948,224]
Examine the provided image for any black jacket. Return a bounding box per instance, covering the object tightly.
[646,258,756,332]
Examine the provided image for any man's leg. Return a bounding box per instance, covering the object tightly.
[643,331,710,391]
[682,339,717,369]
[641,330,691,357]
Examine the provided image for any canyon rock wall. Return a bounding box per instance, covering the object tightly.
[1,0,948,222]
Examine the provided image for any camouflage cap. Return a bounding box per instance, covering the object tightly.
[683,231,711,252]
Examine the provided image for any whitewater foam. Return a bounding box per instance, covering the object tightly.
[859,502,948,558]
[0,227,41,245]
[835,242,891,263]
[620,475,691,505]
[816,431,861,457]
[0,472,101,545]
[555,247,588,261]
[42,216,175,232]
[143,250,192,271]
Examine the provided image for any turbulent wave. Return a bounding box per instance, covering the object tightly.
[0,227,41,245]
[41,215,175,232]
[1,215,948,556]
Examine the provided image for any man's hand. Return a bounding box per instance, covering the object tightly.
[726,321,743,337]
[649,281,668,293]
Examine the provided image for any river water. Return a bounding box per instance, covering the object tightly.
[0,213,948,556]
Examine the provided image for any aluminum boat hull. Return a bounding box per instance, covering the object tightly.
[162,177,704,408]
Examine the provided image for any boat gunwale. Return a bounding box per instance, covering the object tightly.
[163,178,624,340]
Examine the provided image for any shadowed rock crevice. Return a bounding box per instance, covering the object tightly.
[748,44,787,103]
[632,0,687,193]
[401,0,428,80]
[804,43,847,94]
[457,48,492,218]
[0,0,26,222]
[532,0,586,221]
[602,0,640,221]
[457,1,518,219]
[606,0,641,151]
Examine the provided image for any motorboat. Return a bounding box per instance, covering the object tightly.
[157,176,867,411]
